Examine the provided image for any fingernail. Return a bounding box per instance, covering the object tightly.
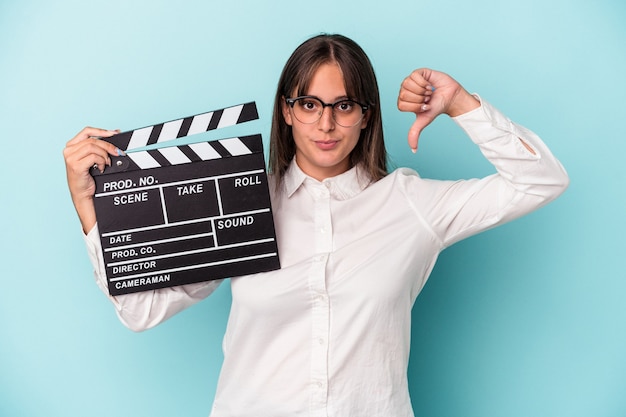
[411,147,417,154]
[421,104,429,111]
[116,148,126,156]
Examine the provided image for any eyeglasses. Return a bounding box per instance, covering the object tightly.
[285,96,369,127]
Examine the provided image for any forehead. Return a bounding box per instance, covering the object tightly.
[301,63,347,98]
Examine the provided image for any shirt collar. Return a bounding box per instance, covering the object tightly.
[283,157,373,200]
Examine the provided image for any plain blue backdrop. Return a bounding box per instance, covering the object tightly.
[1,1,624,416]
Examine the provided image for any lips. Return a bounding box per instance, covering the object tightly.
[314,140,339,150]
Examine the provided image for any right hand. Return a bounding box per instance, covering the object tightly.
[63,127,120,232]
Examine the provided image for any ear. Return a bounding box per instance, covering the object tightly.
[281,97,293,126]
[360,109,371,130]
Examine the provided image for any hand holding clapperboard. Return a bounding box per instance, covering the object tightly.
[90,102,280,296]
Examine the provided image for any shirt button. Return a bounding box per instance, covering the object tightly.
[318,338,325,345]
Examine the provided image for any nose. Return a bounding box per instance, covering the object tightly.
[317,105,335,131]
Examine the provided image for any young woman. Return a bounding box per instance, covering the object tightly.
[64,34,569,417]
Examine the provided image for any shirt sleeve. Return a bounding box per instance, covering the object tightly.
[83,225,223,332]
[403,95,569,248]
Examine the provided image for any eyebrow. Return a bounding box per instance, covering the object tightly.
[302,94,354,102]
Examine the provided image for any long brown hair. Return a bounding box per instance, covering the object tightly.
[269,34,387,185]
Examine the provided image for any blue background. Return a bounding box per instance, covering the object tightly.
[1,1,624,416]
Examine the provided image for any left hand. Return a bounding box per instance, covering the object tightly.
[397,68,480,152]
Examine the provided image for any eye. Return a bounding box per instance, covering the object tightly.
[335,100,356,113]
[299,98,320,112]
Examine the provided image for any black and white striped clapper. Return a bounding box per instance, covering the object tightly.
[91,102,280,296]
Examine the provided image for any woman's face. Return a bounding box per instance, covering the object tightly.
[282,63,369,181]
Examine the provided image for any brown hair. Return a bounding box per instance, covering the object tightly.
[269,34,387,185]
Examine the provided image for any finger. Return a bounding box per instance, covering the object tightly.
[398,95,431,114]
[80,154,110,175]
[407,119,418,153]
[398,89,431,106]
[408,69,436,91]
[89,154,111,174]
[407,112,435,153]
[398,82,436,114]
[66,127,119,146]
[408,69,429,86]
[64,136,120,164]
[398,89,431,111]
[407,117,423,153]
[400,78,435,101]
[64,140,116,174]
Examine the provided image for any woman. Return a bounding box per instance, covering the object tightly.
[64,34,569,416]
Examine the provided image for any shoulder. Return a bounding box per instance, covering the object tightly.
[360,167,428,200]
[375,167,423,188]
[375,167,463,202]
[391,167,421,178]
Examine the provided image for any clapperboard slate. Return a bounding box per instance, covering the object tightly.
[90,102,280,295]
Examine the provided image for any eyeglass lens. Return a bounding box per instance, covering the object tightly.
[291,97,364,127]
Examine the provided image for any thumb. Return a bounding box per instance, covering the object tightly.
[407,113,431,153]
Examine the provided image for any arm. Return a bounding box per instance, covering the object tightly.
[397,69,569,246]
[64,128,221,331]
[84,224,222,332]
[398,67,535,153]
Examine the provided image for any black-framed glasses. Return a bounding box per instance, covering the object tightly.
[285,96,369,127]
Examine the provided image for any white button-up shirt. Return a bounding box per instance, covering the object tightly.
[84,98,568,417]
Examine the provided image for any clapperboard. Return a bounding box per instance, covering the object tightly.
[90,102,280,295]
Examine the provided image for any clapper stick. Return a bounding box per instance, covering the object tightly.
[91,102,259,176]
[90,101,280,295]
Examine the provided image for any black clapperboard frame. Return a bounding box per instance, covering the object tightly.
[91,102,280,295]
